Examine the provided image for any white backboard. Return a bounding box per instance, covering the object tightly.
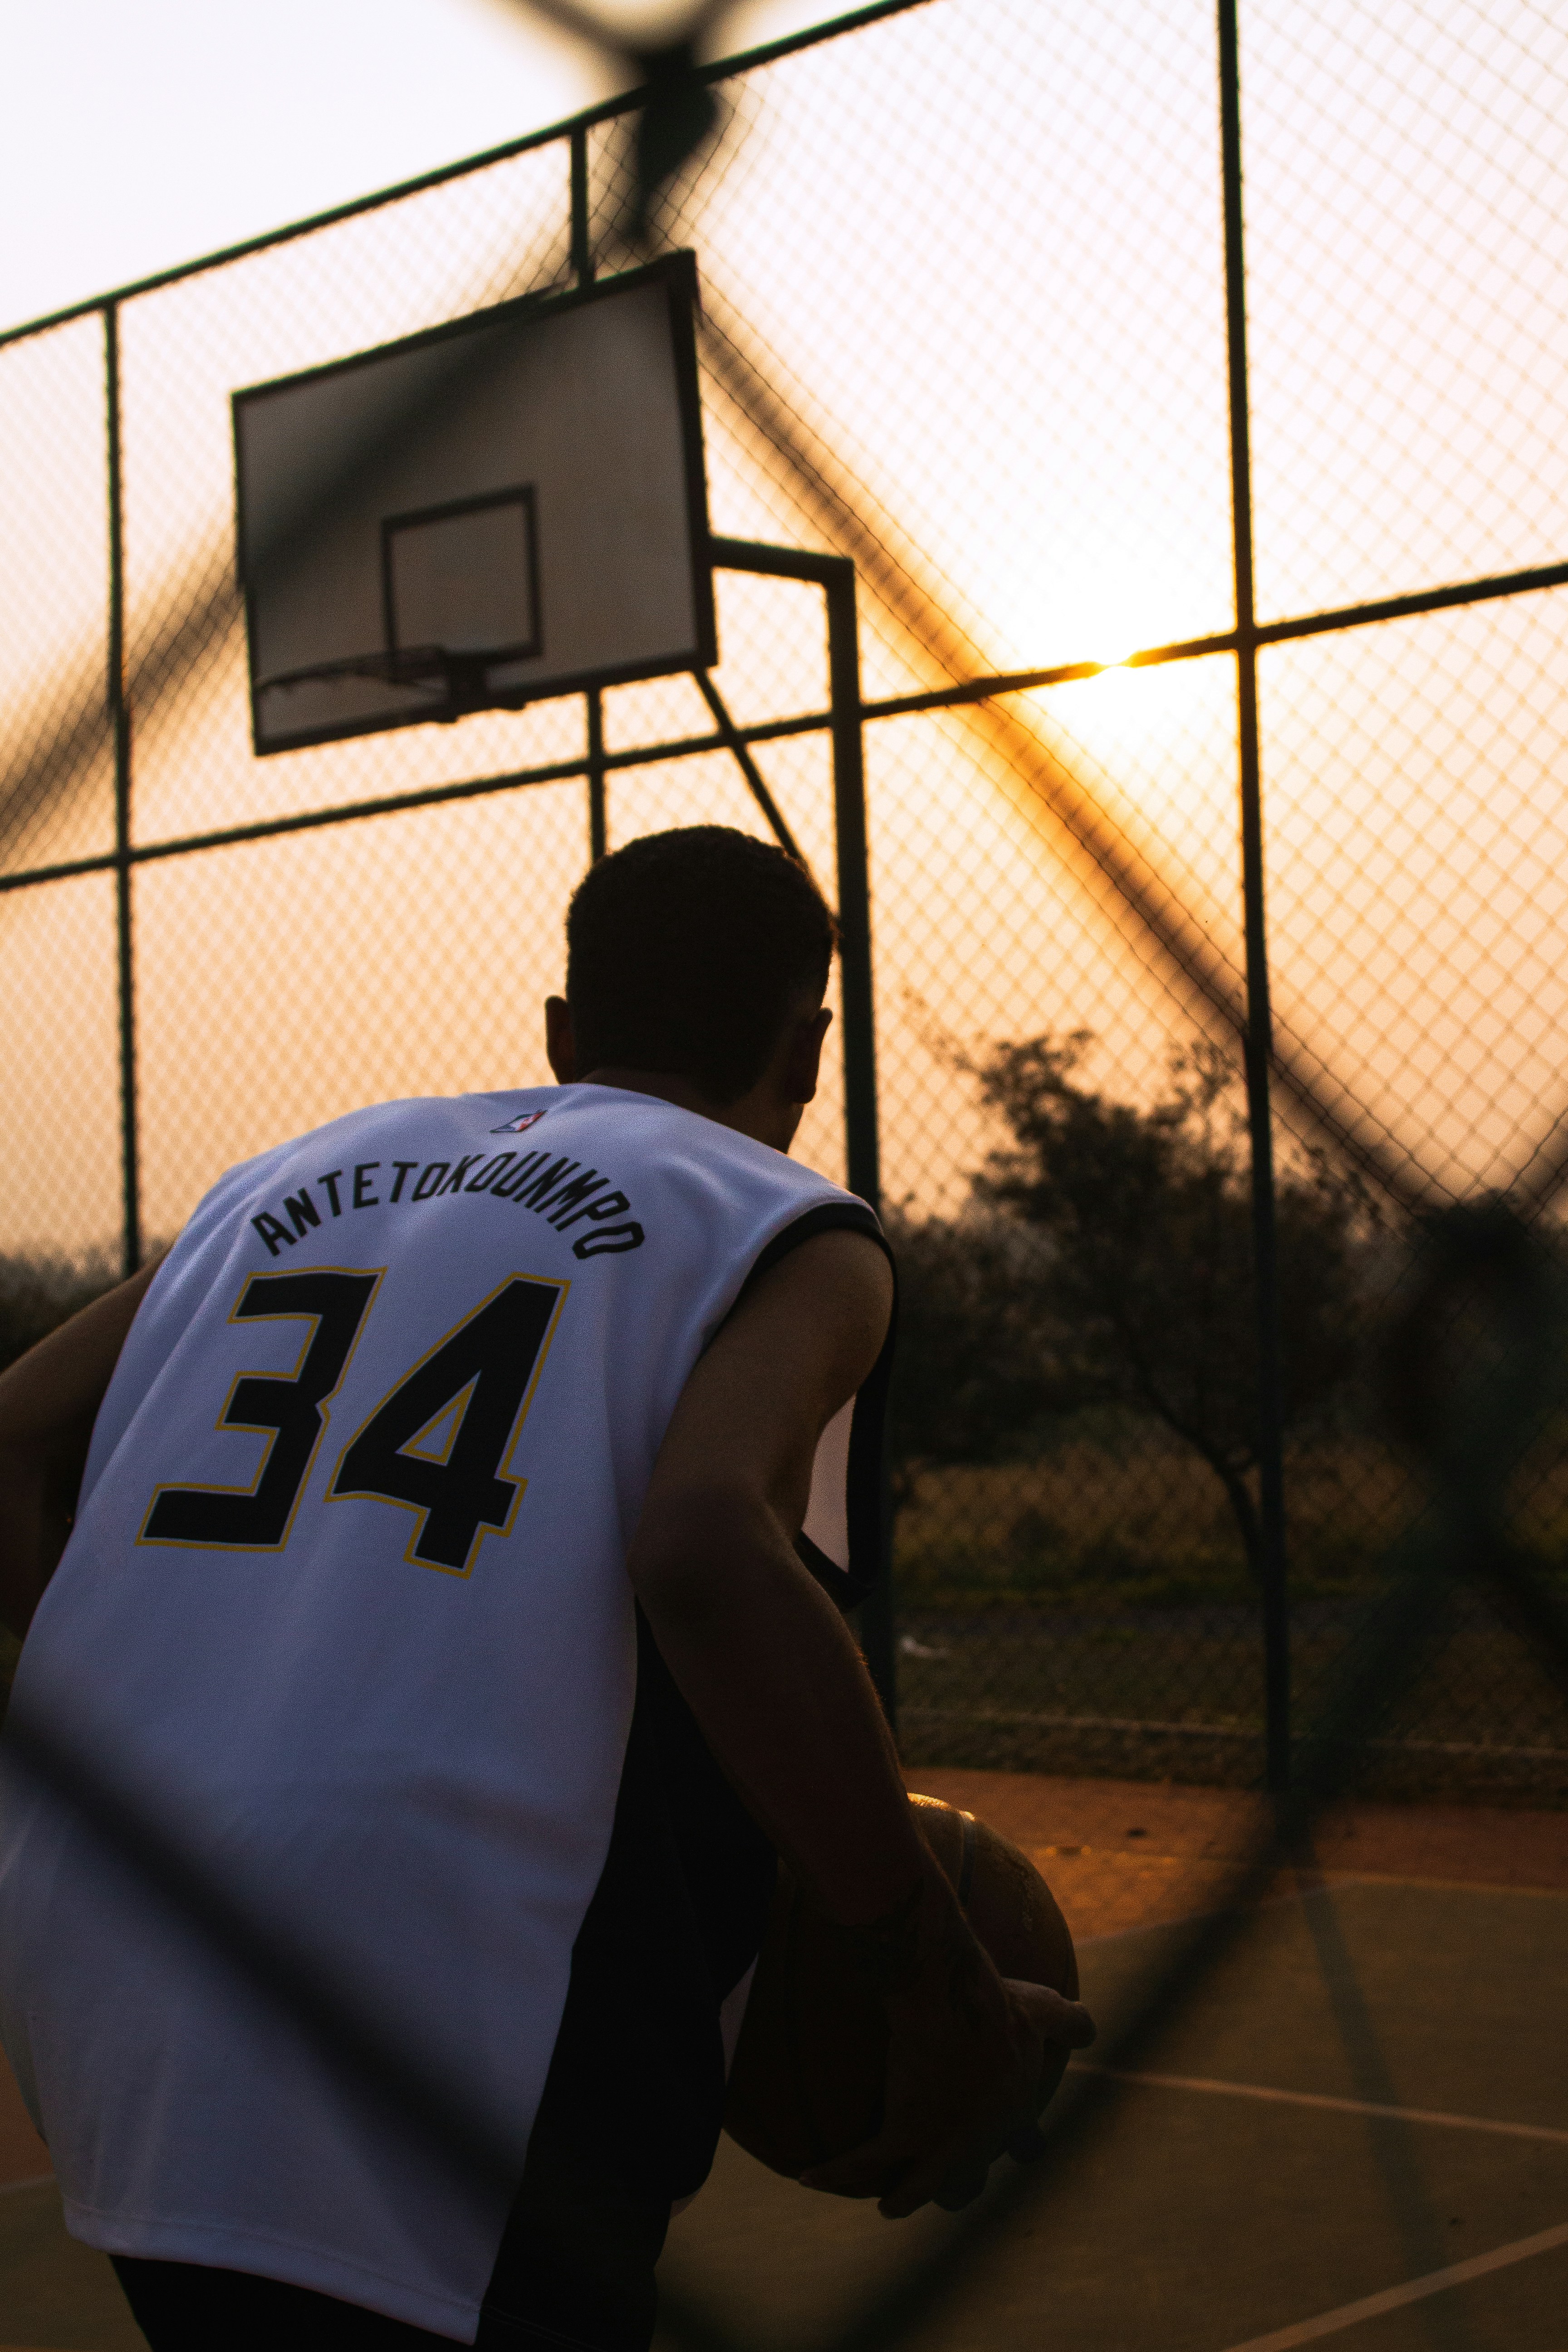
[233,254,715,755]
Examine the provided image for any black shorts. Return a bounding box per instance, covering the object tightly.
[112,2120,672,2352]
[111,2257,647,2351]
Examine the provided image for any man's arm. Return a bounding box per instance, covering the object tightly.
[627,1228,1092,2217]
[0,1261,159,1640]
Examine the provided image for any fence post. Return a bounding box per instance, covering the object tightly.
[1218,0,1290,1791]
[568,122,592,289]
[568,126,607,865]
[587,691,608,862]
[821,563,880,1219]
[106,300,142,1279]
[706,539,894,1724]
[820,560,897,1728]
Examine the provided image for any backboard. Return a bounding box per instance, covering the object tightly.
[233,253,715,756]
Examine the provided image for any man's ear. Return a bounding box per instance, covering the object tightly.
[544,995,577,1084]
[782,1004,833,1105]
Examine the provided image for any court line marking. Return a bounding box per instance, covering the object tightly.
[1294,1869,1568,1903]
[1072,1867,1568,1952]
[0,2173,52,2196]
[1074,1877,1388,1948]
[1215,2218,1568,2351]
[1071,2062,1568,2146]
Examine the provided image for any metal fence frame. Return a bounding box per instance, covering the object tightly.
[5,0,1568,1784]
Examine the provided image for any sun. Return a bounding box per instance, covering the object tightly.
[1004,560,1198,681]
[1031,632,1233,779]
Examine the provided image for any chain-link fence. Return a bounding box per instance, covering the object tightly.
[4,0,1568,1803]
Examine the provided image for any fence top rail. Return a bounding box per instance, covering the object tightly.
[0,0,929,354]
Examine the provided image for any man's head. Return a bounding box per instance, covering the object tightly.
[546,826,838,1147]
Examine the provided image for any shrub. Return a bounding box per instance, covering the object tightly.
[0,1247,122,1378]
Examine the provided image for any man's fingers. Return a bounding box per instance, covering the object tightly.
[802,2128,973,2215]
[800,2134,902,2200]
[800,1985,1095,2218]
[1004,1979,1096,2049]
[876,2139,981,2220]
[934,2158,990,2212]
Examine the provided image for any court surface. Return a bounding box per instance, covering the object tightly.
[657,1771,1568,2352]
[0,1772,1562,2351]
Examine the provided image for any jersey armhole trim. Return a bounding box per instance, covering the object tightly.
[735,1199,888,1297]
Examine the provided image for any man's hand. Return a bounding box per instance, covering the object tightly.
[801,1863,1094,2217]
[0,1260,158,1638]
[627,1227,1093,2217]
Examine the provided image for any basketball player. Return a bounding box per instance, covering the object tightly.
[0,827,1092,2350]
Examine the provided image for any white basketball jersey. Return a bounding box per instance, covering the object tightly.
[0,1083,891,2342]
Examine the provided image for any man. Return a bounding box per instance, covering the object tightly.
[0,826,1091,2349]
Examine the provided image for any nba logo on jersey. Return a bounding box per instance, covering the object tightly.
[491,1110,547,1135]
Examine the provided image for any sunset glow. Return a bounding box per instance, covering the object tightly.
[2,1,1566,1247]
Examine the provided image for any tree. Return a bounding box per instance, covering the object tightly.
[881,1210,1059,1520]
[970,1033,1377,1582]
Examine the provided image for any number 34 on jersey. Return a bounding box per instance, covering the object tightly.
[138,1269,565,1577]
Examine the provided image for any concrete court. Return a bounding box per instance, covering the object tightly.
[0,1774,1562,2350]
[656,1772,1568,2352]
[656,1877,1568,2352]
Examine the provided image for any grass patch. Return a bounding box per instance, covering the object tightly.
[894,1431,1426,1612]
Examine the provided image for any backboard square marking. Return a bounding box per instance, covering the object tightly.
[381,486,542,677]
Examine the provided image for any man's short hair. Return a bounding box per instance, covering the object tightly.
[565,827,838,1102]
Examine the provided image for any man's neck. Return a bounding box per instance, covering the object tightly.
[570,1068,794,1153]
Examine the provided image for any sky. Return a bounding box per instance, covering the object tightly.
[0,0,844,330]
[3,0,1566,1251]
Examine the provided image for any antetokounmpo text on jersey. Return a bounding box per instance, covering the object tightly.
[249,1147,644,1261]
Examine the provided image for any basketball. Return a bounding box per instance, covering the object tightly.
[724,1795,1078,2180]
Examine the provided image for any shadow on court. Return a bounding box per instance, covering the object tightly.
[0,2180,142,2352]
[0,2055,141,2352]
[0,1772,1563,2352]
[655,1771,1568,2352]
